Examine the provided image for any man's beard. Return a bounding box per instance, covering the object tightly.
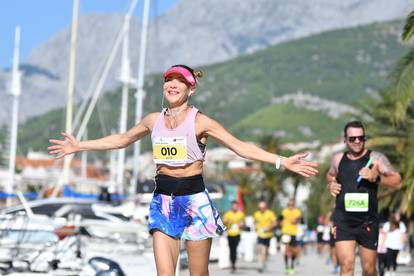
[348,146,364,156]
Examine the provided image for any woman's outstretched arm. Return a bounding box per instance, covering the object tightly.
[48,112,159,159]
[198,113,319,177]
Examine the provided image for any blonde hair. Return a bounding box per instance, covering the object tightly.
[194,70,204,79]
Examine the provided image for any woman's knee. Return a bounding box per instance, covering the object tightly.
[187,257,209,276]
[157,268,176,276]
[156,263,177,276]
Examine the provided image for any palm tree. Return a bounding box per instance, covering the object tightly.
[258,135,287,209]
[231,172,256,214]
[402,10,414,42]
[361,10,414,216]
[305,159,335,227]
[362,90,410,212]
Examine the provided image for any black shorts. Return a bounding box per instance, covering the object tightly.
[257,237,271,247]
[333,221,379,250]
[329,233,335,248]
[297,239,305,247]
[288,235,298,247]
[317,233,324,243]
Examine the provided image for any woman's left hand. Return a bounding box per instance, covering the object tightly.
[282,152,319,177]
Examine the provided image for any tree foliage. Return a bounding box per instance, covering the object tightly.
[361,11,414,216]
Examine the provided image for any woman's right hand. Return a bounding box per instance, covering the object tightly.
[48,132,80,159]
[282,153,319,177]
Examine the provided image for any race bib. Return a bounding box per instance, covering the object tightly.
[153,137,188,165]
[344,193,369,212]
[231,224,240,231]
[259,228,269,235]
[281,234,292,244]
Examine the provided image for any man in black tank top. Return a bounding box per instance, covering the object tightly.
[326,121,402,276]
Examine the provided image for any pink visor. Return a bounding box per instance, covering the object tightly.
[163,66,196,87]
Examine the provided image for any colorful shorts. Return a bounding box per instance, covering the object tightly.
[148,189,225,240]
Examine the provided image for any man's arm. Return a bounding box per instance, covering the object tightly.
[326,153,343,197]
[371,151,402,189]
[291,210,302,224]
[222,212,230,226]
[271,212,277,229]
[239,213,246,227]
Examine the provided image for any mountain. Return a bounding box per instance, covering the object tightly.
[152,0,412,69]
[11,19,409,155]
[230,102,349,144]
[0,0,412,124]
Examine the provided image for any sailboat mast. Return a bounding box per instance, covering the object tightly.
[62,0,80,189]
[132,0,151,192]
[81,129,88,180]
[53,0,139,195]
[116,0,138,192]
[6,26,21,207]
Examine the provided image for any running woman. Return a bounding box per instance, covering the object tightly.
[383,213,407,276]
[49,64,319,276]
[327,121,402,276]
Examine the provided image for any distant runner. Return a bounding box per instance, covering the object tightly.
[281,198,302,275]
[254,201,277,273]
[223,201,245,273]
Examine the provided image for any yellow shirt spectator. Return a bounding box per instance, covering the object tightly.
[281,208,302,236]
[223,210,245,237]
[254,209,276,239]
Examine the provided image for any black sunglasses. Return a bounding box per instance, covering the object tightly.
[347,135,366,142]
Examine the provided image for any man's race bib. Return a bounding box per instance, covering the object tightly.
[230,224,240,231]
[153,136,188,165]
[344,193,369,212]
[259,227,269,235]
[281,234,292,244]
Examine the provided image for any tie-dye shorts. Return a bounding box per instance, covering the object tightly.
[148,189,225,240]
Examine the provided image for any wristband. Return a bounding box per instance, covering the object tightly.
[275,156,281,170]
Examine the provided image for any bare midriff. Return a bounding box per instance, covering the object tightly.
[156,161,203,177]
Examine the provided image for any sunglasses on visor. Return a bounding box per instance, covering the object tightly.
[347,135,366,142]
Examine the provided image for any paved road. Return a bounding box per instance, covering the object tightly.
[180,247,414,276]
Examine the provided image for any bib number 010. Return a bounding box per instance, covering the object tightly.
[152,136,188,164]
[161,147,177,156]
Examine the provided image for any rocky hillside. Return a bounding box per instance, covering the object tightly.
[12,19,409,154]
[0,0,412,124]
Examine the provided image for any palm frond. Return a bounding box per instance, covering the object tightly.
[358,17,414,216]
[402,10,414,42]
[387,49,414,122]
[365,136,402,148]
[400,179,414,215]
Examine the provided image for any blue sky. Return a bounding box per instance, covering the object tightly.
[0,0,180,69]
